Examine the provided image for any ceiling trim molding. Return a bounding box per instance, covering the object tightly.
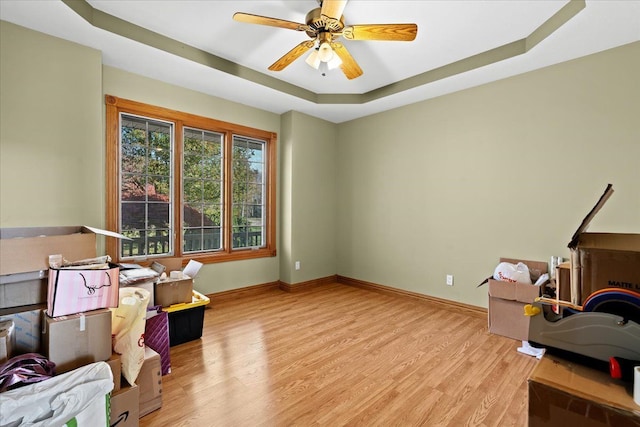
[62,0,585,106]
[62,0,317,102]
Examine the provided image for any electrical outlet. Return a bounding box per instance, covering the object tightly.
[446,274,454,286]
[295,261,301,270]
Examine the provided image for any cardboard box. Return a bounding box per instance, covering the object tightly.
[123,280,155,308]
[47,263,120,317]
[41,309,112,374]
[138,346,162,417]
[0,226,127,309]
[528,354,639,426]
[110,380,140,427]
[488,258,548,341]
[0,308,42,354]
[157,257,184,272]
[107,353,122,393]
[555,261,571,302]
[154,277,193,307]
[568,185,640,305]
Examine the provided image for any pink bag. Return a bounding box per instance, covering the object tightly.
[47,264,119,317]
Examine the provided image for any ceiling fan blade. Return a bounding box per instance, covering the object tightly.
[233,12,307,31]
[268,40,315,71]
[343,24,418,41]
[331,43,363,80]
[321,0,348,20]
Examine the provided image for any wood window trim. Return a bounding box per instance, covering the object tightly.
[105,94,277,265]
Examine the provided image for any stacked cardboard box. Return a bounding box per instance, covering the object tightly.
[0,226,122,371]
[0,226,167,424]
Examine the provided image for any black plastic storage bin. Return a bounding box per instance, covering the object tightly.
[165,291,209,346]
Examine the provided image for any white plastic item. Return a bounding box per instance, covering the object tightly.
[169,270,184,279]
[493,262,532,284]
[0,361,113,426]
[534,273,550,287]
[111,287,150,385]
[0,320,14,363]
[517,341,546,359]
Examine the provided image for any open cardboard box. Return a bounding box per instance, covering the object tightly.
[154,259,202,307]
[488,257,548,341]
[0,226,127,310]
[567,184,640,305]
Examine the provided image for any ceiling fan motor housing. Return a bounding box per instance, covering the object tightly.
[305,8,344,39]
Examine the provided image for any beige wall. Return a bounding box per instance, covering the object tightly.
[280,111,337,285]
[0,21,103,227]
[336,42,640,308]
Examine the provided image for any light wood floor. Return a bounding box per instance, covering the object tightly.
[139,283,537,426]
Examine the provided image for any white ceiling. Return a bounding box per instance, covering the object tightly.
[1,0,639,123]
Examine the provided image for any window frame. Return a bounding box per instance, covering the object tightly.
[105,94,277,264]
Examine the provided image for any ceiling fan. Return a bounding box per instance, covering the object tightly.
[233,0,418,80]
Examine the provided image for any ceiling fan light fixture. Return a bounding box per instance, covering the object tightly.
[317,42,334,62]
[305,50,321,69]
[306,37,341,73]
[326,54,342,70]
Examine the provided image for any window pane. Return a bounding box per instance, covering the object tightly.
[121,174,145,201]
[121,143,147,174]
[232,225,263,248]
[147,228,170,256]
[184,203,203,228]
[183,227,222,252]
[203,203,221,227]
[202,155,222,181]
[183,153,202,178]
[122,202,146,229]
[183,228,203,252]
[119,113,173,258]
[183,179,203,203]
[203,181,221,204]
[249,161,263,183]
[183,127,223,254]
[246,183,263,206]
[149,125,170,151]
[149,175,171,200]
[120,229,145,258]
[202,227,221,250]
[149,148,170,177]
[232,135,266,249]
[148,202,170,228]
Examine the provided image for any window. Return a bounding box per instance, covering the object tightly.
[105,95,276,263]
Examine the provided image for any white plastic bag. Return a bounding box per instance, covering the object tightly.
[493,262,532,284]
[0,361,113,426]
[111,287,150,385]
